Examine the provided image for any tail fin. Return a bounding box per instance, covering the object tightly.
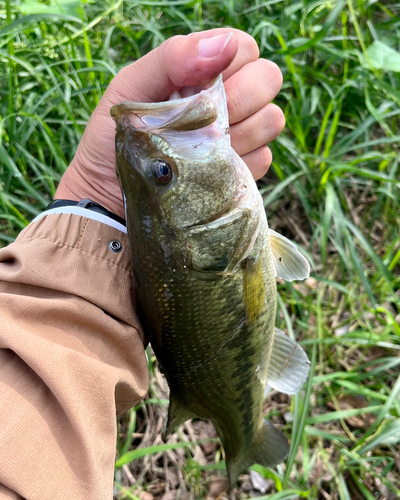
[226,420,289,488]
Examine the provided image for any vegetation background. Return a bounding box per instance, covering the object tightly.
[1,0,399,498]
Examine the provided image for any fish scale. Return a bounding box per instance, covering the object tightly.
[111,75,310,487]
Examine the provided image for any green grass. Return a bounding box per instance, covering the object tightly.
[1,0,399,499]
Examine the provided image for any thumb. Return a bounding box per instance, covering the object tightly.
[104,29,238,105]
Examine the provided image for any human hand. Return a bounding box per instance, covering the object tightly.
[55,28,284,219]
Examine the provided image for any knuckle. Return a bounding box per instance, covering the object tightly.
[113,64,129,82]
[261,146,273,170]
[265,145,273,160]
[243,33,260,60]
[253,147,272,180]
[107,66,131,101]
[246,146,273,180]
[161,35,184,56]
[266,103,286,133]
[156,35,187,81]
[258,59,283,96]
[227,92,241,123]
[231,28,259,60]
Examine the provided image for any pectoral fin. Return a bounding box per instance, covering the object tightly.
[266,328,310,395]
[269,229,310,281]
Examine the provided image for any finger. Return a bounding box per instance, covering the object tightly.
[231,103,285,156]
[179,28,259,97]
[218,29,259,80]
[184,28,259,82]
[105,30,238,105]
[225,59,283,125]
[105,28,259,106]
[241,145,273,180]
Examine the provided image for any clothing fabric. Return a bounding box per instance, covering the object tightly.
[31,205,127,233]
[0,212,149,500]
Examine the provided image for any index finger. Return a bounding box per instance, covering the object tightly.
[218,28,260,80]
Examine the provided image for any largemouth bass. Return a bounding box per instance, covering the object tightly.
[111,76,310,487]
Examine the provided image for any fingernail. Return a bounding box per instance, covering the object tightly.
[198,32,233,59]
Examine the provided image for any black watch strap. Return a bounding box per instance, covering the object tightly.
[45,199,126,227]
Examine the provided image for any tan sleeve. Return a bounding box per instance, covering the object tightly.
[0,213,149,500]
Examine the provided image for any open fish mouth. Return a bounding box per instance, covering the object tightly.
[110,77,221,130]
[111,89,218,131]
[111,75,231,158]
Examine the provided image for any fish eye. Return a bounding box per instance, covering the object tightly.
[151,159,173,185]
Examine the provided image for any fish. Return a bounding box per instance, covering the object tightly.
[110,76,311,487]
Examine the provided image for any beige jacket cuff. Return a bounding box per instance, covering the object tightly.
[0,213,149,500]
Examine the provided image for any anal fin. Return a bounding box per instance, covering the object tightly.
[266,327,310,395]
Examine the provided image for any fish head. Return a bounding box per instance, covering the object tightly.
[111,76,239,231]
